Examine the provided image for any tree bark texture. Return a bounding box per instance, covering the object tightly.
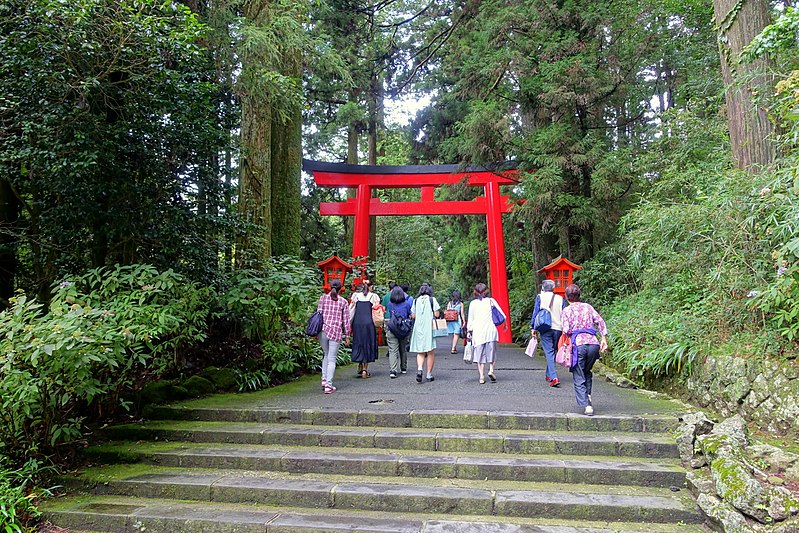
[713,0,776,172]
[238,0,273,263]
[239,94,272,262]
[270,53,302,257]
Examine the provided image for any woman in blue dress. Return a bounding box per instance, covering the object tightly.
[409,283,441,383]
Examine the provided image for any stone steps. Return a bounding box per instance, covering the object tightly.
[84,442,687,487]
[143,406,679,433]
[104,420,679,458]
[45,407,703,531]
[45,496,706,533]
[60,468,702,524]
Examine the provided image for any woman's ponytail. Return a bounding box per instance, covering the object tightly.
[329,279,342,301]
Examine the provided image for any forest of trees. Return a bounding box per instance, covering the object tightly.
[2,0,799,525]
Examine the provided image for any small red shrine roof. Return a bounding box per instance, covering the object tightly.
[537,256,581,273]
[316,255,353,270]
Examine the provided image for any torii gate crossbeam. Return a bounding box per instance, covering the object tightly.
[303,159,518,343]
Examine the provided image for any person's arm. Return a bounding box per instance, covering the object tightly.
[342,301,352,339]
[592,306,608,352]
[432,297,441,318]
[467,303,475,334]
[410,299,417,320]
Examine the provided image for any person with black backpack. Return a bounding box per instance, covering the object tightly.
[385,285,412,378]
[531,279,567,387]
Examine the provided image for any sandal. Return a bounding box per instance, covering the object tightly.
[450,349,457,354]
[361,370,371,379]
[479,377,486,384]
[488,372,497,383]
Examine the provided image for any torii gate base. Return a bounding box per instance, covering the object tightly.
[303,159,517,343]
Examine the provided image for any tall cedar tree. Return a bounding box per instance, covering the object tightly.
[713,0,776,171]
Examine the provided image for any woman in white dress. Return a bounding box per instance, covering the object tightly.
[466,282,506,384]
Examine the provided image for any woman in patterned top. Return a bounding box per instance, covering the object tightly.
[560,284,608,416]
[317,279,351,394]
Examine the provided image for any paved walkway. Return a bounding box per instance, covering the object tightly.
[193,338,687,417]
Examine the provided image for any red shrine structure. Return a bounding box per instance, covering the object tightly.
[316,255,353,294]
[538,256,581,297]
[303,159,518,343]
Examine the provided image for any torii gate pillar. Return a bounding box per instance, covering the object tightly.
[485,180,511,340]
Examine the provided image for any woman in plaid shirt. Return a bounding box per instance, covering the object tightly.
[317,279,351,394]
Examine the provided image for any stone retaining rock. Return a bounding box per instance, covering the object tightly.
[684,412,799,531]
[686,355,799,437]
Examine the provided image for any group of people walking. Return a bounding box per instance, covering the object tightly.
[313,277,607,416]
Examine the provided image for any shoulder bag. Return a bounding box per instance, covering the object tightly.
[306,310,323,337]
[533,293,555,332]
[490,299,506,326]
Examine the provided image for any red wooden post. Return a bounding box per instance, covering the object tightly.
[352,184,371,258]
[485,180,512,343]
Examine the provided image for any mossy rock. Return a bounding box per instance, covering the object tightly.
[182,375,216,397]
[201,367,238,391]
[137,380,190,408]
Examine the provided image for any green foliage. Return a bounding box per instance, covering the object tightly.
[741,7,799,61]
[0,0,231,293]
[235,368,271,392]
[0,264,210,459]
[573,244,640,310]
[215,256,321,342]
[0,457,54,533]
[747,128,799,343]
[604,290,704,382]
[574,104,796,380]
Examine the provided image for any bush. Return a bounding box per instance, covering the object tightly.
[215,256,321,342]
[0,264,211,460]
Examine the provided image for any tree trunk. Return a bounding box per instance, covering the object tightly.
[713,0,776,172]
[0,177,20,306]
[238,0,273,264]
[239,94,272,263]
[270,55,302,257]
[366,72,382,261]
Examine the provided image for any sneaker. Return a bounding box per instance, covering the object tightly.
[324,385,337,394]
[427,375,435,382]
[549,378,560,387]
[545,376,552,382]
[389,372,397,379]
[401,370,407,374]
[416,371,423,383]
[584,405,594,416]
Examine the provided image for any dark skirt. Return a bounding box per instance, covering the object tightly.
[351,300,378,363]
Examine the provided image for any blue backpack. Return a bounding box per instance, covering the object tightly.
[532,294,555,332]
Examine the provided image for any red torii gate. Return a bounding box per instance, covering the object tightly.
[303,159,518,343]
